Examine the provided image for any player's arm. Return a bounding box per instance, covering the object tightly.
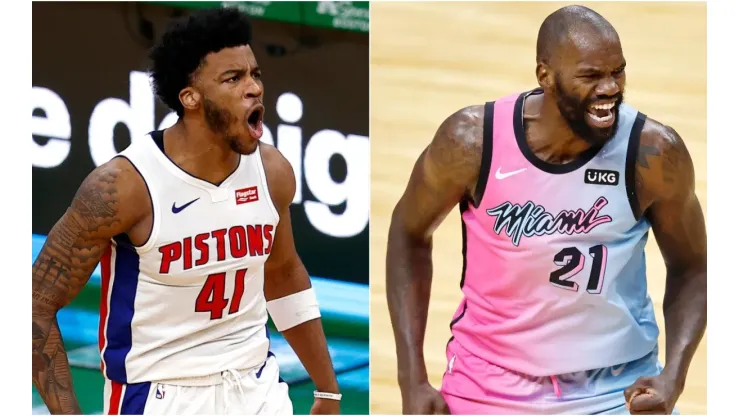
[386,106,483,413]
[625,121,707,413]
[260,144,340,414]
[32,158,146,415]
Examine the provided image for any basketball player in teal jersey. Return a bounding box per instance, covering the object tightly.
[386,5,706,415]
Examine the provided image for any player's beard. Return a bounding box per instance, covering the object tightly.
[203,98,256,155]
[553,74,623,147]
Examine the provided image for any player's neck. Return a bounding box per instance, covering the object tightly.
[163,120,240,185]
[526,94,593,164]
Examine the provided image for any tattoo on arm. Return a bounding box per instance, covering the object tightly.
[635,122,706,385]
[639,125,704,264]
[32,164,126,414]
[661,142,680,186]
[635,143,660,214]
[636,143,660,169]
[32,319,81,414]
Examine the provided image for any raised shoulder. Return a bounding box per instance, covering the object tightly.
[634,117,695,215]
[259,142,296,214]
[72,157,150,235]
[389,105,485,242]
[425,105,485,202]
[634,116,705,277]
[32,156,148,313]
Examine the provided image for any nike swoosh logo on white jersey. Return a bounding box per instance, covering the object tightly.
[611,363,627,377]
[495,167,527,179]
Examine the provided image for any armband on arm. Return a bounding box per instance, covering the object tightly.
[266,288,321,331]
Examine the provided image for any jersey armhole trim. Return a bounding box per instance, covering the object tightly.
[458,201,469,289]
[254,146,281,224]
[470,101,495,208]
[445,298,468,352]
[111,155,159,253]
[625,112,647,221]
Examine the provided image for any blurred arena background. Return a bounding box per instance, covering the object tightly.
[32,1,368,414]
[370,2,706,414]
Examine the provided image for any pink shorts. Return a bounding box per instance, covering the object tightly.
[439,338,670,415]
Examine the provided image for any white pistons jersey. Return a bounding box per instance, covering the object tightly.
[99,130,279,385]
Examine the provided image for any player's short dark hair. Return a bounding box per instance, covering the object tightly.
[149,7,253,116]
[536,5,617,65]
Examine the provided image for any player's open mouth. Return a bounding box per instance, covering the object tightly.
[246,105,264,139]
[587,102,616,128]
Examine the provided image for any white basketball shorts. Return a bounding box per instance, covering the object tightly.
[103,354,293,415]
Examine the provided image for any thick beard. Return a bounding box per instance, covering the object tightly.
[203,98,257,155]
[553,75,622,146]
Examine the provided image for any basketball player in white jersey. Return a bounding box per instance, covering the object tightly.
[386,5,706,415]
[32,8,341,415]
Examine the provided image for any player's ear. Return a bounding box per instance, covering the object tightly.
[536,62,554,90]
[180,87,201,112]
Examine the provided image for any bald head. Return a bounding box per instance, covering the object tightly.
[532,6,627,147]
[536,5,619,64]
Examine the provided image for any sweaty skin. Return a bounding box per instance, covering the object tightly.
[32,158,149,414]
[623,120,706,414]
[260,144,341,415]
[32,143,341,415]
[386,106,483,415]
[385,105,706,414]
[32,150,339,414]
[33,40,340,414]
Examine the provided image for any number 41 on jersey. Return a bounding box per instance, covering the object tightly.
[195,268,248,320]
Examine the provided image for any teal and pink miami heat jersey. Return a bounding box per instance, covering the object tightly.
[450,88,659,376]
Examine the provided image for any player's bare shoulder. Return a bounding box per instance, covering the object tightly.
[634,116,695,213]
[427,105,485,176]
[32,156,150,312]
[258,142,296,212]
[425,105,485,200]
[390,105,485,237]
[66,157,150,239]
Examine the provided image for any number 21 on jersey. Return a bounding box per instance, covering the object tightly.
[549,245,607,294]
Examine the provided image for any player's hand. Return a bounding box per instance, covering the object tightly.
[624,373,682,414]
[309,398,340,415]
[401,381,450,415]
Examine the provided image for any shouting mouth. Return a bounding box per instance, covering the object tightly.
[246,105,264,139]
[586,101,616,128]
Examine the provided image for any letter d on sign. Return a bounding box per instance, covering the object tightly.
[88,71,154,166]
